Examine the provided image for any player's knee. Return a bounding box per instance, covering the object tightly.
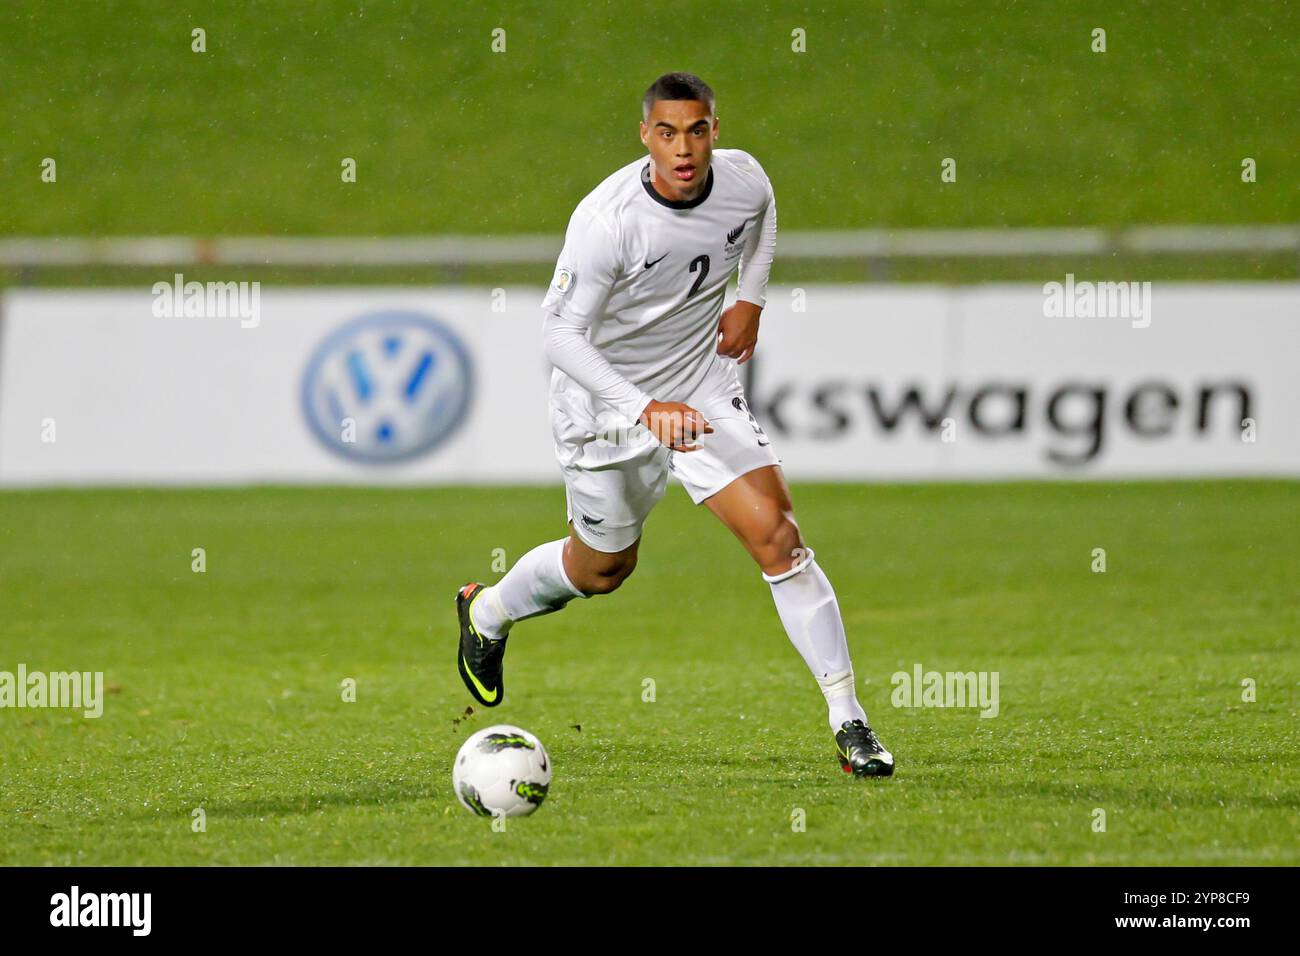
[753,514,803,575]
[578,551,637,595]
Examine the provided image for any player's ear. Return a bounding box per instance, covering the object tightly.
[639,121,648,147]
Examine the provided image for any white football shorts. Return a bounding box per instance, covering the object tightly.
[549,359,782,552]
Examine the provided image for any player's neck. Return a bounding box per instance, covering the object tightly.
[649,164,708,203]
[642,161,714,209]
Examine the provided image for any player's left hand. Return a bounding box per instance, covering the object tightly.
[717,300,761,364]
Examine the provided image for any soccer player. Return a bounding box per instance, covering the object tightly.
[456,72,893,777]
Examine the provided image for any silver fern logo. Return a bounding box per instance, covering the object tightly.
[723,222,747,258]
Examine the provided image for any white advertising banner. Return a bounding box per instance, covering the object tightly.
[0,288,556,485]
[0,283,1295,485]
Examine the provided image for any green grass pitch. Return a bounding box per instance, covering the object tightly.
[1,481,1296,865]
[2,1,1296,237]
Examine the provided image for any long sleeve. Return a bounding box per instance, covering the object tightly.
[543,312,652,427]
[737,163,777,307]
[541,206,653,427]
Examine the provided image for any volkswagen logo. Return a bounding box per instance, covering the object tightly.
[301,311,473,463]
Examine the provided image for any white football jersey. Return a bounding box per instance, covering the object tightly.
[541,147,776,427]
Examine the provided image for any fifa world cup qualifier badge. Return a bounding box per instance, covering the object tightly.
[544,265,576,312]
[552,266,576,297]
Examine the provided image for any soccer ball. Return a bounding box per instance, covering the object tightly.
[452,724,552,818]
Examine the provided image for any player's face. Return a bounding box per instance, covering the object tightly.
[639,99,718,201]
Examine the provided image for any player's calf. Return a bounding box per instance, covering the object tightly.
[453,535,590,706]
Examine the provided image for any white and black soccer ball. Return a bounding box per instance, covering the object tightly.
[452,724,552,818]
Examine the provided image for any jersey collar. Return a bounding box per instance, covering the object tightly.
[640,161,714,209]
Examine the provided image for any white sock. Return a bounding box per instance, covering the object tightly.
[763,548,869,731]
[470,538,587,640]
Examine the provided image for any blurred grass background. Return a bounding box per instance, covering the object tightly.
[0,1,1295,284]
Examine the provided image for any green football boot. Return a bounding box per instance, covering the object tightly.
[835,719,895,777]
[456,582,507,707]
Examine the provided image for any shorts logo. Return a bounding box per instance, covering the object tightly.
[301,311,473,463]
[579,513,606,536]
[580,513,604,526]
[732,396,771,447]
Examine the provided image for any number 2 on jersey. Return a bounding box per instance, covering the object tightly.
[687,254,710,298]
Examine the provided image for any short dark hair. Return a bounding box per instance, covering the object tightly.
[642,72,715,122]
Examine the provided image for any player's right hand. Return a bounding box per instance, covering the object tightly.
[639,400,714,452]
